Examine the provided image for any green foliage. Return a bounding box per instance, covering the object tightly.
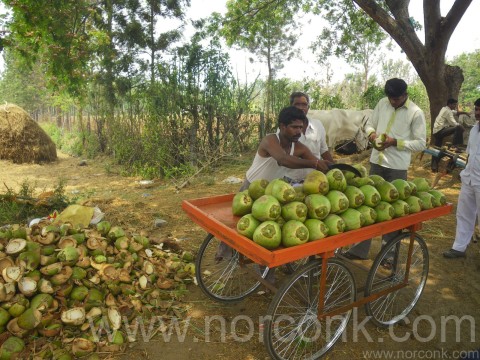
[0,179,70,226]
[2,0,94,96]
[41,122,100,158]
[450,50,480,106]
[407,81,430,115]
[362,85,384,109]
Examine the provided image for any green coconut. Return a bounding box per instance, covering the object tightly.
[57,247,80,264]
[417,191,435,210]
[96,221,111,236]
[303,170,329,195]
[391,199,410,218]
[114,236,129,250]
[16,250,40,271]
[251,195,281,221]
[107,226,126,241]
[323,214,345,236]
[374,201,395,222]
[17,308,42,330]
[304,194,331,220]
[376,181,399,202]
[0,308,11,327]
[412,177,431,192]
[281,220,309,248]
[353,164,368,178]
[325,190,349,214]
[391,179,412,200]
[30,294,54,311]
[369,174,386,187]
[0,336,25,359]
[347,176,375,187]
[359,184,381,207]
[405,196,423,213]
[356,205,377,226]
[281,201,308,222]
[70,286,89,301]
[407,181,417,196]
[9,301,28,318]
[252,221,282,250]
[344,185,365,208]
[248,179,269,200]
[304,219,329,241]
[371,133,387,150]
[41,245,56,256]
[339,208,365,231]
[231,192,253,216]
[269,180,296,204]
[236,214,261,239]
[71,233,86,245]
[71,267,87,280]
[326,168,347,192]
[428,189,447,207]
[265,178,286,195]
[293,185,306,202]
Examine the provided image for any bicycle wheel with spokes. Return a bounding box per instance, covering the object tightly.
[264,258,356,360]
[364,232,429,327]
[195,234,270,303]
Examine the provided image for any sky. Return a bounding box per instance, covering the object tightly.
[183,0,480,83]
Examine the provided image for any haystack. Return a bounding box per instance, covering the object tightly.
[0,103,57,163]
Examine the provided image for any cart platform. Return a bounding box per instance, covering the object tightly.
[182,193,453,268]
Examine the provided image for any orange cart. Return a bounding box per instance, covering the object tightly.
[182,194,452,360]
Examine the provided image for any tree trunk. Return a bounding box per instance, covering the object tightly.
[353,0,472,138]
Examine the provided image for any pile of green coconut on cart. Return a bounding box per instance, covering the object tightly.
[0,220,195,359]
[232,165,446,250]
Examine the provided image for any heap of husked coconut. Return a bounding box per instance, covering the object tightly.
[232,165,447,250]
[0,220,195,359]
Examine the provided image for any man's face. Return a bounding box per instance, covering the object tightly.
[280,119,304,142]
[388,93,408,109]
[292,96,309,115]
[475,105,480,121]
[448,102,458,111]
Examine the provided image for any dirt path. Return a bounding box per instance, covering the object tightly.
[1,151,479,359]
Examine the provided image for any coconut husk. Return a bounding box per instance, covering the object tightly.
[0,103,57,164]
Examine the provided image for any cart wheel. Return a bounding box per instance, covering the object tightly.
[195,234,270,303]
[364,232,429,327]
[264,259,355,360]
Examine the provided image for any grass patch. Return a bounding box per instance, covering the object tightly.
[0,179,71,226]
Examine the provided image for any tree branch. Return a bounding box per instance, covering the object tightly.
[354,0,425,68]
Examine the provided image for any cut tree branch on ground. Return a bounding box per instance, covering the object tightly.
[175,154,229,190]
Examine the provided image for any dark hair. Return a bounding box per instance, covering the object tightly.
[384,78,408,97]
[474,98,480,107]
[447,98,458,105]
[278,106,307,126]
[289,92,309,105]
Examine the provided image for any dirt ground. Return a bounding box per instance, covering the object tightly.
[1,150,479,360]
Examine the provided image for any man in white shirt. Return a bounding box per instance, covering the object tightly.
[282,92,334,182]
[431,98,469,172]
[443,98,480,258]
[344,78,427,262]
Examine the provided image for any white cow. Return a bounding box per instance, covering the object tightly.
[308,109,373,154]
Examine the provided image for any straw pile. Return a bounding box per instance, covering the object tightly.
[0,103,57,164]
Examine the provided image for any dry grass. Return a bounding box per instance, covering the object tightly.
[0,103,57,164]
